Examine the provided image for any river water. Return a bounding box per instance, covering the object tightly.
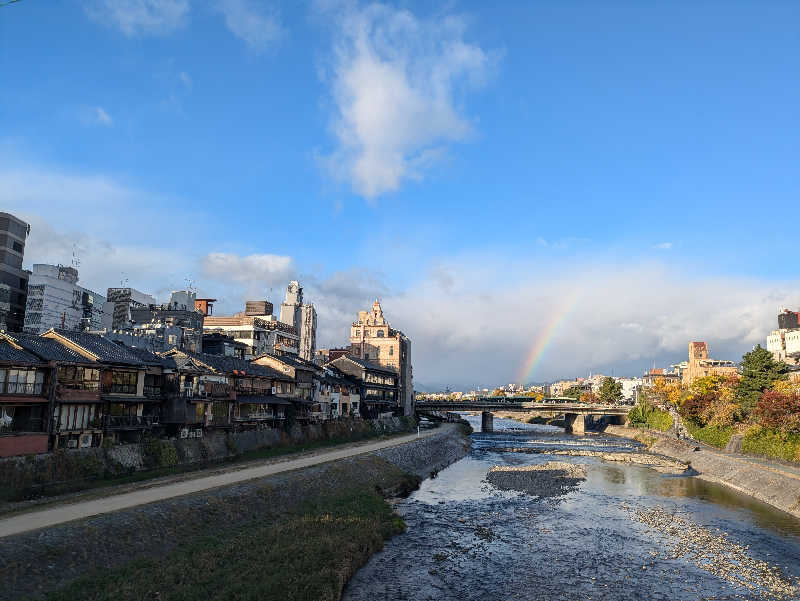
[343,415,800,601]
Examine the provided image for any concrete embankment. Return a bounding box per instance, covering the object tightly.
[0,423,470,601]
[605,425,800,519]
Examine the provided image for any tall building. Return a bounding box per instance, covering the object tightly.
[103,287,156,331]
[204,300,299,359]
[682,341,737,386]
[767,307,800,365]
[0,212,30,332]
[23,264,106,334]
[279,281,317,361]
[102,290,205,353]
[349,300,413,415]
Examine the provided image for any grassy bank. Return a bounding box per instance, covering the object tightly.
[684,421,732,448]
[741,427,800,462]
[45,486,411,601]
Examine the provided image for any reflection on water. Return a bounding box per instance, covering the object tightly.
[343,412,800,600]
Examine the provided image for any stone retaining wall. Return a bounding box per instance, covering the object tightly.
[0,417,416,498]
[605,425,800,519]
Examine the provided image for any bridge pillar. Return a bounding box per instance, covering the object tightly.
[481,411,494,433]
[564,413,585,435]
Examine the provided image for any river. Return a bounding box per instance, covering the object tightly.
[343,415,800,601]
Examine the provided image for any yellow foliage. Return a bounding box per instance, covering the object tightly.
[647,377,683,407]
[771,379,800,395]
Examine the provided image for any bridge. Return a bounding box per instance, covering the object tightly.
[415,399,630,435]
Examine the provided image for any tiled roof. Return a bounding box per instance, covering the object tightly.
[117,344,172,367]
[51,330,152,366]
[184,351,293,381]
[0,338,43,365]
[335,355,397,374]
[11,333,91,363]
[253,353,319,372]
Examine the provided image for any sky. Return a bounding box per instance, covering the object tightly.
[1,0,800,390]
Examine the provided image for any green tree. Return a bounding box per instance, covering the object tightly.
[563,386,584,400]
[735,345,787,417]
[598,377,623,404]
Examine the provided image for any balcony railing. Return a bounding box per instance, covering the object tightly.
[104,415,157,430]
[102,383,137,395]
[1,382,44,396]
[234,411,280,421]
[0,417,45,433]
[143,385,162,398]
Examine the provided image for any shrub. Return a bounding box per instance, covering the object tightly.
[742,425,800,462]
[753,390,800,433]
[645,409,673,432]
[684,421,732,448]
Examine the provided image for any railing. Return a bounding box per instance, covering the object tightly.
[2,382,44,396]
[58,381,100,391]
[0,417,45,433]
[103,383,137,395]
[234,411,278,421]
[143,385,162,398]
[104,415,157,429]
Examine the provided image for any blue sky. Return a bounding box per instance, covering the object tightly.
[1,1,799,389]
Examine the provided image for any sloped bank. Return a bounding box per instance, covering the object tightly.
[0,417,415,501]
[0,424,470,601]
[605,425,800,519]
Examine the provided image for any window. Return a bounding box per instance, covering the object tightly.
[1,368,45,395]
[389,347,393,356]
[58,366,100,390]
[104,371,137,394]
[12,241,23,253]
[376,330,384,338]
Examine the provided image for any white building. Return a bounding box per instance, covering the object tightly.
[23,264,106,334]
[279,281,317,361]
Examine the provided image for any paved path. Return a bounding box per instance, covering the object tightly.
[0,427,444,539]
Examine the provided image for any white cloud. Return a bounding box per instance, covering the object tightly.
[178,71,192,90]
[94,107,113,126]
[320,2,493,199]
[216,0,283,51]
[361,261,800,389]
[85,0,190,36]
[654,242,673,250]
[201,253,295,297]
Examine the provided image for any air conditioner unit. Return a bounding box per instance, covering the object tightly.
[79,433,92,448]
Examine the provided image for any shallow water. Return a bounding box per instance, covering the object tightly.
[343,415,800,601]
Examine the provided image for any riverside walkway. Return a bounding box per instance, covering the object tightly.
[0,426,446,539]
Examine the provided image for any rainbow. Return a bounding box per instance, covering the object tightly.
[517,290,582,384]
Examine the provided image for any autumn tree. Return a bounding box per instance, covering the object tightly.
[580,391,599,404]
[754,389,800,433]
[598,377,623,404]
[491,388,506,397]
[735,345,787,417]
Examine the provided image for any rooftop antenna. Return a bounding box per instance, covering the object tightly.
[184,277,196,293]
[120,275,129,287]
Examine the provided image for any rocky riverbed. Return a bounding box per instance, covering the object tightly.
[486,461,587,499]
[343,416,800,601]
[627,504,800,600]
[495,447,690,473]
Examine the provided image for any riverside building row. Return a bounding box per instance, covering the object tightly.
[0,328,392,458]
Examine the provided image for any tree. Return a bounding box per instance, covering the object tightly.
[491,388,506,397]
[580,391,599,404]
[754,390,800,433]
[563,386,585,400]
[735,345,788,417]
[524,390,544,401]
[598,377,623,404]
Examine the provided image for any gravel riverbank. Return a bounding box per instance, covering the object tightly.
[486,461,587,499]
